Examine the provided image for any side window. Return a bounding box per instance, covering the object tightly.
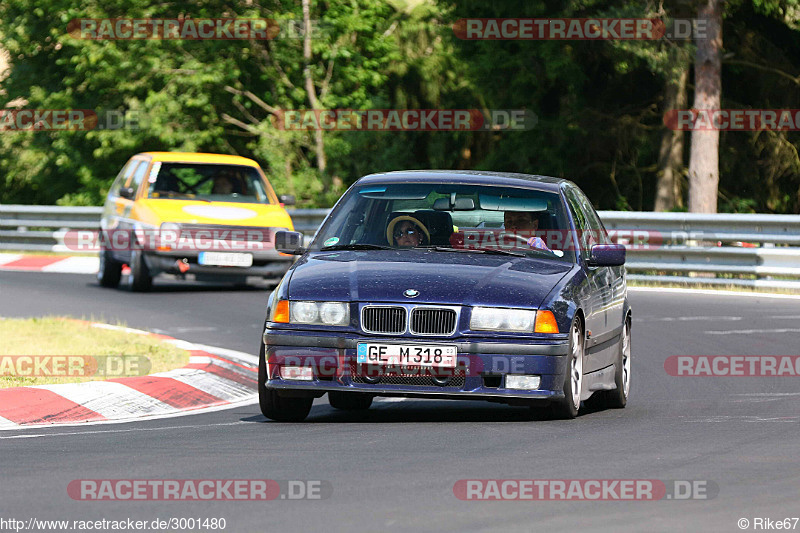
[109,160,135,197]
[129,161,149,196]
[576,190,610,245]
[564,188,591,262]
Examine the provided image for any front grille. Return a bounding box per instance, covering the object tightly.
[350,362,465,388]
[177,224,272,243]
[410,308,457,335]
[361,306,406,334]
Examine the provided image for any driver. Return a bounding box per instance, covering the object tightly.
[503,211,551,252]
[386,216,430,248]
[212,175,234,194]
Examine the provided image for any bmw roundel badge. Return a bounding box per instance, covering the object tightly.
[404,289,420,298]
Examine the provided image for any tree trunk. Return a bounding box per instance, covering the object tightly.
[654,63,688,211]
[302,0,327,175]
[688,0,723,213]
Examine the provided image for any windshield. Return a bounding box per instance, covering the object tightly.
[311,182,576,262]
[146,163,276,204]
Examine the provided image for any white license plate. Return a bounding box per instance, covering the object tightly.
[198,252,253,267]
[357,343,457,368]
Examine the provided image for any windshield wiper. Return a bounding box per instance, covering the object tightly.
[425,246,526,257]
[319,243,394,251]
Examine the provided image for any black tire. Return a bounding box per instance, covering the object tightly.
[129,250,153,292]
[97,248,122,288]
[328,391,373,411]
[550,316,584,419]
[605,316,631,409]
[258,342,313,422]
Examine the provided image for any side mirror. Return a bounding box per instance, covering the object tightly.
[119,186,135,200]
[588,244,626,267]
[279,194,296,206]
[275,230,305,255]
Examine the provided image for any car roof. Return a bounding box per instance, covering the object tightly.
[137,152,260,167]
[356,170,573,192]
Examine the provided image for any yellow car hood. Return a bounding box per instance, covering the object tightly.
[133,199,294,230]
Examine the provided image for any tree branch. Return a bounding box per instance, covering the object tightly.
[723,59,800,86]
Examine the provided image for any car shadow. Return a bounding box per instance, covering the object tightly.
[240,400,608,424]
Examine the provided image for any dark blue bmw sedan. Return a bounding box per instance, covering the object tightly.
[260,171,631,421]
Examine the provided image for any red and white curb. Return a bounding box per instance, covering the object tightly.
[0,322,258,430]
[0,254,99,274]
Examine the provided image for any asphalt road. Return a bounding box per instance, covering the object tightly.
[1,270,799,533]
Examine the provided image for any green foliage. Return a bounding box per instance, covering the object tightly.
[1,0,799,212]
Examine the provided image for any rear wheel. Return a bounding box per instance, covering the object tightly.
[550,317,584,419]
[328,391,373,411]
[97,248,122,288]
[258,342,313,422]
[129,250,153,292]
[605,317,631,408]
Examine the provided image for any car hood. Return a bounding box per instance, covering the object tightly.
[131,199,293,229]
[287,250,574,308]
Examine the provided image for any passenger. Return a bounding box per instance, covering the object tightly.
[386,216,430,248]
[503,211,551,252]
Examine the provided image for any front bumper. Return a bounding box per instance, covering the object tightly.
[144,251,293,278]
[263,328,570,402]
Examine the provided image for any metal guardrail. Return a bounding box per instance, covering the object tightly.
[2,205,800,290]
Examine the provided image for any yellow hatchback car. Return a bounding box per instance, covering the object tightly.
[98,152,296,291]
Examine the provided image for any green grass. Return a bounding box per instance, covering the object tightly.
[0,317,189,388]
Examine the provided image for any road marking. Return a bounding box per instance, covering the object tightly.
[734,392,800,396]
[90,323,149,335]
[637,316,743,322]
[0,397,258,433]
[41,256,98,274]
[0,254,23,266]
[686,415,798,423]
[630,286,800,300]
[704,328,800,335]
[0,420,250,440]
[150,368,256,402]
[187,343,258,365]
[31,381,175,418]
[0,414,19,428]
[169,326,220,333]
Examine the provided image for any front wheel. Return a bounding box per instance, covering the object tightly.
[605,317,631,408]
[258,342,313,422]
[550,317,584,419]
[129,250,153,292]
[97,248,122,288]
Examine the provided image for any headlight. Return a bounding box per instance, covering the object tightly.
[158,222,181,250]
[289,301,349,326]
[470,307,536,333]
